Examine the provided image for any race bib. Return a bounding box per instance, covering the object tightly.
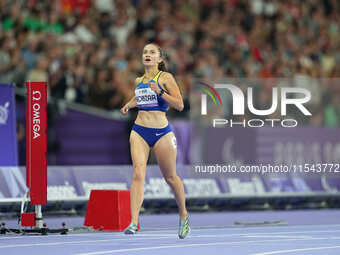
[135,87,158,107]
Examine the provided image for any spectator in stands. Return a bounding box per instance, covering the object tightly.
[324,94,340,128]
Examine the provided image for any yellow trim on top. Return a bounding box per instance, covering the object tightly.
[154,71,163,82]
[141,70,162,83]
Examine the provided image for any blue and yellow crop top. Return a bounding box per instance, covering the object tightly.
[135,71,169,112]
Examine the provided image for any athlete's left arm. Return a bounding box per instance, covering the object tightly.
[157,72,184,111]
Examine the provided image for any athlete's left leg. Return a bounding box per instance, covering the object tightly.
[153,132,188,220]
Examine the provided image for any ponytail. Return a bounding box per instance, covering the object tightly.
[158,61,167,71]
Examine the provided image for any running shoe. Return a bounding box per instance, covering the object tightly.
[178,215,190,239]
[124,222,138,234]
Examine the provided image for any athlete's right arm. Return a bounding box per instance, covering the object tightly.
[120,77,140,115]
[120,96,136,115]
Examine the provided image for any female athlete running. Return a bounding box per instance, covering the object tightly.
[120,43,190,239]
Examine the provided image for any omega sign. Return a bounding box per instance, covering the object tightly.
[32,90,42,139]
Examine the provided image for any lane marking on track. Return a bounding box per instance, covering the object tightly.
[75,237,340,255]
[244,235,312,239]
[4,222,340,239]
[0,232,121,240]
[142,223,340,232]
[2,229,340,246]
[0,236,175,248]
[251,245,340,255]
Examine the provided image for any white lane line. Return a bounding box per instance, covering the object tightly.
[244,235,311,239]
[141,224,340,233]
[0,236,175,249]
[139,229,340,238]
[0,231,327,245]
[0,232,175,240]
[3,223,338,239]
[0,228,329,241]
[0,232,121,240]
[75,237,340,255]
[251,245,340,255]
[138,229,340,239]
[1,229,340,247]
[179,229,340,238]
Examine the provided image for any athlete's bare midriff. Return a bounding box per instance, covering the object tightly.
[135,110,168,128]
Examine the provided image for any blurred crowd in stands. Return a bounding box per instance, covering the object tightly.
[0,0,340,127]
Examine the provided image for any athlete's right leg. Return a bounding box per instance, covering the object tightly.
[129,130,150,225]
